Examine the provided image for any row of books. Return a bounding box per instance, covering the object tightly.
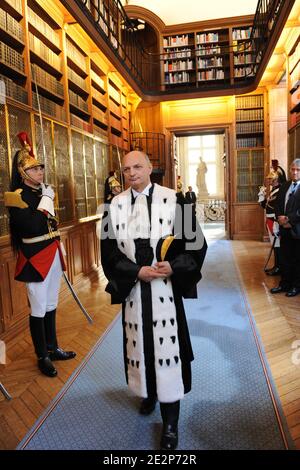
[29,33,61,71]
[163,35,190,47]
[197,69,225,81]
[236,95,264,109]
[32,64,64,97]
[0,7,23,41]
[163,60,194,72]
[0,41,25,72]
[0,73,28,104]
[236,109,264,121]
[236,137,263,148]
[236,121,264,133]
[27,7,60,49]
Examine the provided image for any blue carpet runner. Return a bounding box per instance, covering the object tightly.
[18,240,293,450]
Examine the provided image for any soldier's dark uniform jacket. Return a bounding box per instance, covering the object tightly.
[8,183,65,282]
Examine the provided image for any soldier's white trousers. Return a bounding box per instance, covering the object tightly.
[26,250,62,318]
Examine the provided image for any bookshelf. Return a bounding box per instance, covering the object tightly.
[84,135,97,216]
[0,3,27,104]
[0,0,133,236]
[90,61,109,138]
[161,21,259,89]
[196,28,229,84]
[66,36,91,128]
[108,78,123,148]
[235,93,265,203]
[163,33,195,87]
[287,33,300,166]
[0,104,10,237]
[72,130,87,220]
[53,122,73,223]
[232,26,256,81]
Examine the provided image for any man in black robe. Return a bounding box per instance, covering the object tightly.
[101,151,207,450]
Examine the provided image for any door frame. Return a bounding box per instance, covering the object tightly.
[166,124,233,239]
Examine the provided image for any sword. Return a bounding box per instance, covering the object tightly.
[116,145,124,191]
[33,66,93,324]
[264,236,276,272]
[0,381,12,400]
[32,65,47,178]
[62,272,93,324]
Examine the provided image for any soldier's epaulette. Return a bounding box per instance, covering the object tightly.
[4,189,29,209]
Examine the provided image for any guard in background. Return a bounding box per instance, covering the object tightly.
[104,170,118,203]
[105,176,122,203]
[258,163,286,275]
[4,132,76,377]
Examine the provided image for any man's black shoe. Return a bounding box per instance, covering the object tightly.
[139,397,157,415]
[266,267,281,276]
[49,348,76,361]
[286,287,300,297]
[270,286,288,294]
[160,424,178,450]
[38,357,57,377]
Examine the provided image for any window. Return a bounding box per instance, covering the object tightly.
[187,134,218,195]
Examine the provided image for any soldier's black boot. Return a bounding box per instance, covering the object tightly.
[29,316,57,377]
[160,401,180,450]
[139,395,157,415]
[44,309,76,361]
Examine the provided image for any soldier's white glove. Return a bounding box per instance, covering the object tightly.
[37,183,55,216]
[258,185,267,203]
[273,221,280,237]
[40,183,55,200]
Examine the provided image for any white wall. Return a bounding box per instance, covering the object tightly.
[268,84,288,173]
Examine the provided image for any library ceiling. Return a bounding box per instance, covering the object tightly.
[122,0,259,25]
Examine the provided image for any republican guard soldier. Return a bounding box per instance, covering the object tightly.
[5,132,76,377]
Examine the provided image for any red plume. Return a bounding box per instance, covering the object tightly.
[17,132,34,156]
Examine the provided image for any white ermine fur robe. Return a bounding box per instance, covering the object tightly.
[109,184,184,402]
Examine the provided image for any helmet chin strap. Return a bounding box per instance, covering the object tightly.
[22,169,43,187]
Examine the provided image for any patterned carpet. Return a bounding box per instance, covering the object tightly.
[18,239,293,450]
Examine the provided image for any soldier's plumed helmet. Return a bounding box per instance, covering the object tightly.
[109,177,121,189]
[17,132,44,180]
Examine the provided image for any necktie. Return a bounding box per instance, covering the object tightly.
[130,193,150,238]
[289,182,298,198]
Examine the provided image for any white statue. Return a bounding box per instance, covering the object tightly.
[197,157,209,199]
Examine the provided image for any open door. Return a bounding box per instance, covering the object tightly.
[223,128,232,239]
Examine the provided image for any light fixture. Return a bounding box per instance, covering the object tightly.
[136,19,145,30]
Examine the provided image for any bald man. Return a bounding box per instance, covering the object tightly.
[101,151,207,450]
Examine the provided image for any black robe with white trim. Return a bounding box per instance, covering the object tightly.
[101,183,207,402]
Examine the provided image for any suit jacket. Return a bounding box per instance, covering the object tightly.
[7,184,64,281]
[185,191,196,204]
[274,180,300,238]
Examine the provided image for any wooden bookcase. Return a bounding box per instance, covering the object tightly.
[287,35,300,164]
[0,0,134,239]
[162,20,255,90]
[232,25,256,81]
[0,0,27,104]
[232,91,266,239]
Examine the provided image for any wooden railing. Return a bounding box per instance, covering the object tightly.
[62,0,295,98]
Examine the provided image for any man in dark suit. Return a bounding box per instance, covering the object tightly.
[185,186,196,211]
[270,158,300,297]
